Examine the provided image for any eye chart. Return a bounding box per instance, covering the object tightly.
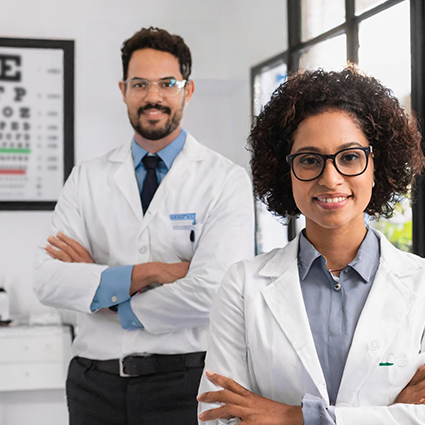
[0,38,74,210]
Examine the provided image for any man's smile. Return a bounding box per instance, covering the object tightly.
[139,104,171,118]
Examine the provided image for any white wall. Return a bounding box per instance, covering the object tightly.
[0,1,287,424]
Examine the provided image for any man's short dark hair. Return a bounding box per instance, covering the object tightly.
[121,26,192,81]
[248,65,425,219]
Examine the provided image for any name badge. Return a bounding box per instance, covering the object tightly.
[170,213,197,230]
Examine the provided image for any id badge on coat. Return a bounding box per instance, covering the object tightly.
[170,213,198,261]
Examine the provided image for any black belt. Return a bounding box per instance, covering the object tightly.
[77,352,206,378]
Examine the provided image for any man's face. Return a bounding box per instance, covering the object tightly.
[119,48,193,143]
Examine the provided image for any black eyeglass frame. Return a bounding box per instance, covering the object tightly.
[286,146,373,182]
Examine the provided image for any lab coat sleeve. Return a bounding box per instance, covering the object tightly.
[334,404,425,424]
[302,394,336,425]
[198,261,255,425]
[130,166,255,334]
[33,166,109,314]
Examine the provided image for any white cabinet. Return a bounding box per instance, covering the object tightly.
[0,326,72,391]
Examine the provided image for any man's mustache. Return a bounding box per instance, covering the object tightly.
[138,104,171,115]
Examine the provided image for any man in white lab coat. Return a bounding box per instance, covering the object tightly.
[33,27,254,425]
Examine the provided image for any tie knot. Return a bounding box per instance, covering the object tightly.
[142,154,159,170]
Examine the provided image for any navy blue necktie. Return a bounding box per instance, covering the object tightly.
[141,154,160,213]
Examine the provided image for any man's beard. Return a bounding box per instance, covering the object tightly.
[129,103,184,141]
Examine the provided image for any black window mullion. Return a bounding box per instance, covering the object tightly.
[411,0,425,256]
[287,0,302,240]
[346,0,359,63]
[287,0,302,73]
[356,0,406,21]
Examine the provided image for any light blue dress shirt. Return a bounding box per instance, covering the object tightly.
[299,228,380,424]
[90,129,187,330]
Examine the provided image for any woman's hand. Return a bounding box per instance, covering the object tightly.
[394,364,425,405]
[197,371,303,425]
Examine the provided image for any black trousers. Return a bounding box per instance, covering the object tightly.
[66,356,204,425]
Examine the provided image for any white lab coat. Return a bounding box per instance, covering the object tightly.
[33,134,255,359]
[198,230,425,424]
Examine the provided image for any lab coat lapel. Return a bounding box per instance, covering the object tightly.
[337,235,417,404]
[260,237,329,402]
[111,143,144,224]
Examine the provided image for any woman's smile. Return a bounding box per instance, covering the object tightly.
[314,194,350,209]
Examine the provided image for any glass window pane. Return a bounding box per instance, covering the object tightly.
[253,62,287,115]
[356,0,388,16]
[301,0,345,41]
[253,62,289,253]
[358,1,412,251]
[255,201,289,254]
[367,198,413,252]
[358,1,410,110]
[299,35,347,71]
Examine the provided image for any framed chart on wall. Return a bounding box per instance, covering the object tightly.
[0,37,74,210]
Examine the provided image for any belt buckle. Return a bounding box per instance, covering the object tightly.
[119,357,133,378]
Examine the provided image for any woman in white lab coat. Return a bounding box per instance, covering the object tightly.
[197,66,425,424]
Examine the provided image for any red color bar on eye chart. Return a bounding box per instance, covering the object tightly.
[0,170,26,175]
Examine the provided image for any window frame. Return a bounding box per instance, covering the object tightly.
[251,0,425,256]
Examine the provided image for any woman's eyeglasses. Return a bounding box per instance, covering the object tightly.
[286,146,373,181]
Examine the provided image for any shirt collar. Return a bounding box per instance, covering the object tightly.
[298,226,380,283]
[131,128,187,170]
[298,232,323,281]
[348,227,380,282]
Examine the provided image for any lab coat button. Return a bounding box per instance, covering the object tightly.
[397,358,408,367]
[111,296,118,303]
[139,245,147,254]
[334,283,341,291]
[368,340,380,350]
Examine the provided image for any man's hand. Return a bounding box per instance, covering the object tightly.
[394,364,425,405]
[130,261,189,294]
[197,371,303,425]
[46,232,94,263]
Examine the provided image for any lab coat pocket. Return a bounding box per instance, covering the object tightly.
[171,223,203,262]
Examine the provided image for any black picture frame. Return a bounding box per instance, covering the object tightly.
[0,37,74,210]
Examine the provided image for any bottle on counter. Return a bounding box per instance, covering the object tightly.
[0,288,10,324]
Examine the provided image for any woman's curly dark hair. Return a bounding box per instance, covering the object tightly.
[248,65,425,219]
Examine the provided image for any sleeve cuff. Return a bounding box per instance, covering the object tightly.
[90,265,133,311]
[302,393,336,425]
[118,298,144,329]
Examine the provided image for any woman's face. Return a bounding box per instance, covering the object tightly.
[290,110,374,237]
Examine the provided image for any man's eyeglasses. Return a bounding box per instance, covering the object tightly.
[124,78,187,98]
[286,146,373,182]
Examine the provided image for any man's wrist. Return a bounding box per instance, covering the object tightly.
[130,263,158,294]
[283,405,303,425]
